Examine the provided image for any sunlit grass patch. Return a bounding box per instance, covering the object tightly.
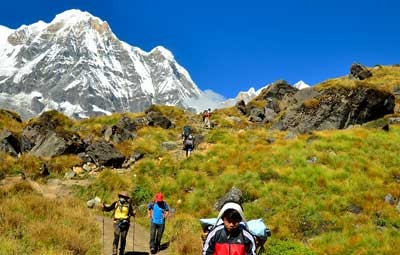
[0,182,100,254]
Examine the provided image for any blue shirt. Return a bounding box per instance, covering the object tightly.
[148,201,169,224]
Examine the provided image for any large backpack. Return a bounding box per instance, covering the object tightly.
[184,135,194,149]
[182,125,192,139]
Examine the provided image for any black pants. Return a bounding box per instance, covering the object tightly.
[149,222,165,250]
[113,222,129,255]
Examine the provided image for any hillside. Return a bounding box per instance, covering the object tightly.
[0,65,400,254]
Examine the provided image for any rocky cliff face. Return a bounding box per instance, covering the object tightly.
[0,9,201,119]
[271,86,395,132]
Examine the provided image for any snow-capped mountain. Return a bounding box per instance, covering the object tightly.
[293,80,310,90]
[0,9,201,119]
[220,80,310,108]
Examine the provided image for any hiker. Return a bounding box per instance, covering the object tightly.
[148,192,170,254]
[181,125,192,141]
[202,202,256,255]
[102,191,136,255]
[183,134,195,157]
[203,108,211,129]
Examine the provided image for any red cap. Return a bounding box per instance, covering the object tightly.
[155,192,163,202]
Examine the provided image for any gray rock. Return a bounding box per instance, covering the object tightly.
[161,141,178,151]
[29,131,85,157]
[64,170,76,179]
[384,194,395,205]
[84,140,125,168]
[272,87,395,133]
[87,196,102,208]
[0,130,21,156]
[214,187,243,211]
[348,204,363,214]
[350,63,373,80]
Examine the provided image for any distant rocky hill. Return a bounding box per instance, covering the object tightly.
[235,65,398,133]
[0,9,201,119]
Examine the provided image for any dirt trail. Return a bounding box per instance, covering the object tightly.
[96,216,170,255]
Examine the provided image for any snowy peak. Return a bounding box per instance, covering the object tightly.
[0,9,202,119]
[293,80,310,90]
[52,9,95,24]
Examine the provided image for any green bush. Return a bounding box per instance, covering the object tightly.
[266,239,316,255]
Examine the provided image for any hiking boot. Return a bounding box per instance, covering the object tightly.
[150,247,157,254]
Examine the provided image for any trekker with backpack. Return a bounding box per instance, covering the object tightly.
[183,134,195,157]
[181,125,195,157]
[148,192,170,254]
[202,202,256,255]
[102,191,136,255]
[182,125,192,141]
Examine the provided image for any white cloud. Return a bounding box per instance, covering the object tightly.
[184,89,227,113]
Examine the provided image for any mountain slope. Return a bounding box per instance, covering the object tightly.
[0,9,201,119]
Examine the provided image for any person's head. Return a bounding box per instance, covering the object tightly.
[222,208,242,232]
[155,192,164,202]
[118,191,130,204]
[216,202,246,232]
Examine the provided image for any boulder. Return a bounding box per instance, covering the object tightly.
[161,141,178,151]
[29,131,86,157]
[103,125,134,143]
[214,187,243,211]
[235,100,246,115]
[117,116,138,132]
[255,80,298,113]
[350,63,373,80]
[147,111,173,129]
[0,130,21,156]
[22,110,74,149]
[248,108,265,123]
[84,140,125,168]
[272,87,395,133]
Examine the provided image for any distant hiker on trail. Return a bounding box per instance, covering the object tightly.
[148,192,170,254]
[181,125,192,141]
[102,191,136,255]
[182,125,195,157]
[203,108,211,129]
[183,134,195,157]
[202,202,256,255]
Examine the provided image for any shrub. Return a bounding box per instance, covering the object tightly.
[266,239,316,255]
[303,98,320,109]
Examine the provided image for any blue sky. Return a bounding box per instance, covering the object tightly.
[1,0,399,98]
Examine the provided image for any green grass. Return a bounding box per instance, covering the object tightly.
[0,181,100,254]
[1,66,400,254]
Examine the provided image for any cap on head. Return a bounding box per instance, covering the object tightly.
[216,202,246,225]
[155,192,163,202]
[118,191,130,198]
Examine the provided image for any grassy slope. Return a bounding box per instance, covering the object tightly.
[1,65,400,254]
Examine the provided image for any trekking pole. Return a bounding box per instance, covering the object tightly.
[102,210,105,255]
[132,216,135,253]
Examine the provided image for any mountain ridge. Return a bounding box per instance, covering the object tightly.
[0,9,201,119]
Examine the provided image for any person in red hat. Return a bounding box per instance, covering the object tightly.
[103,191,136,255]
[147,192,169,254]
